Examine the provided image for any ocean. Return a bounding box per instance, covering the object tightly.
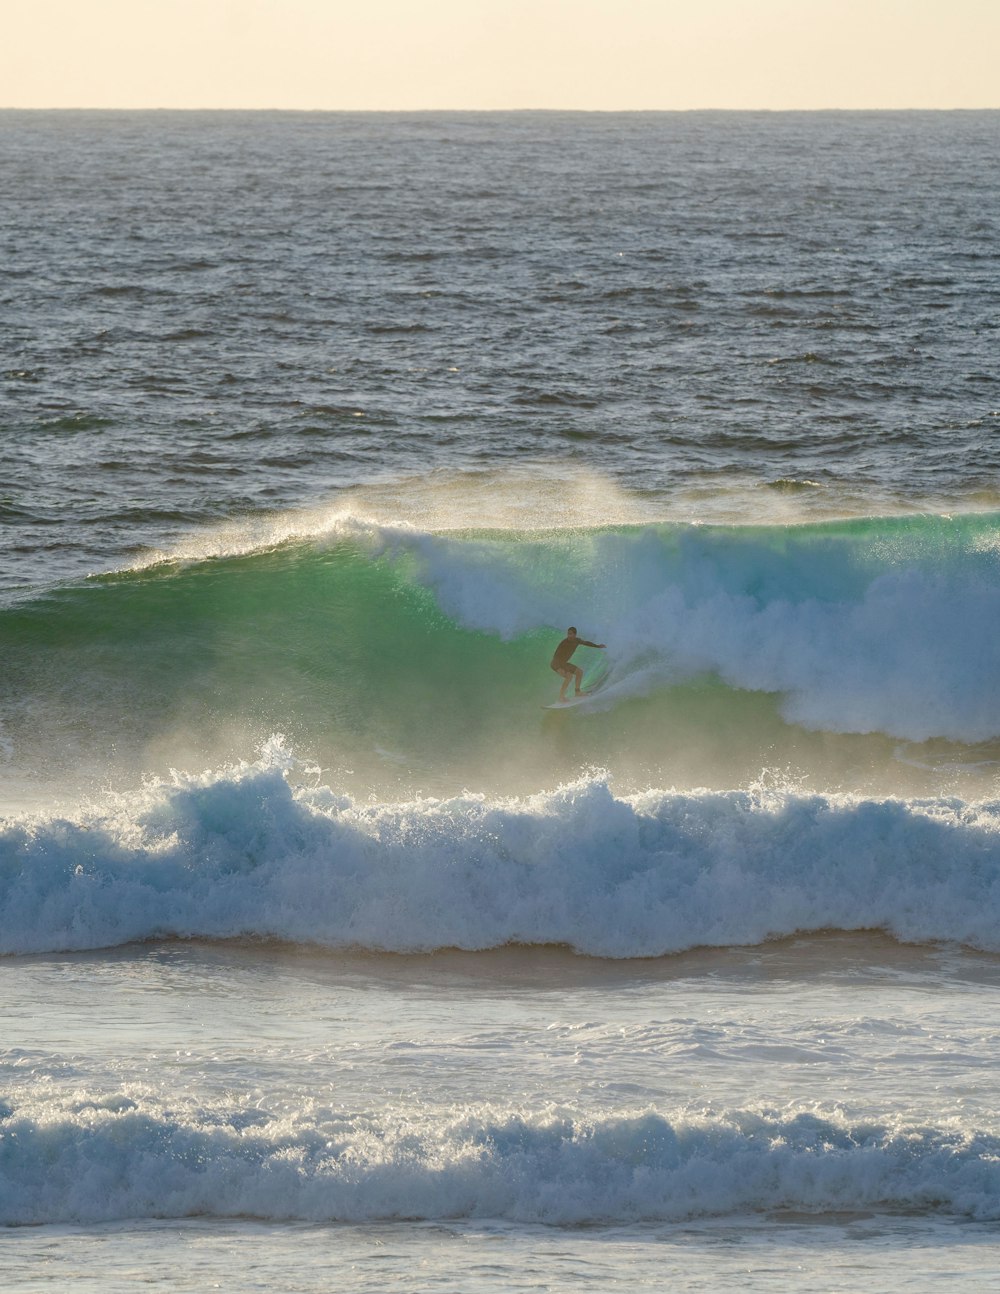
[3,108,1000,1289]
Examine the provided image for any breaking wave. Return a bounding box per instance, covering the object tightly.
[3,746,1000,957]
[1,1095,998,1226]
[3,511,1000,768]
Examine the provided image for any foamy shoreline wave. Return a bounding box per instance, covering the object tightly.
[1,1098,997,1227]
[3,747,1000,958]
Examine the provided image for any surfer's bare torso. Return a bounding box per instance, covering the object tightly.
[550,627,606,701]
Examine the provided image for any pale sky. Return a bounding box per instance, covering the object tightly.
[4,0,999,111]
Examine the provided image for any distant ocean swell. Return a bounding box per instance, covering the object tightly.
[4,510,1000,750]
[3,749,1000,956]
[1,1099,998,1226]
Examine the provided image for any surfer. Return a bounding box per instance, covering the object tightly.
[550,626,606,702]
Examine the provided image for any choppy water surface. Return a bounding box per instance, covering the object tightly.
[3,110,1000,590]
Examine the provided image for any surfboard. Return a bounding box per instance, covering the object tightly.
[893,741,1000,774]
[542,692,594,710]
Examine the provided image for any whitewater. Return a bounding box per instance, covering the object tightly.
[6,751,1000,958]
[4,110,1000,1291]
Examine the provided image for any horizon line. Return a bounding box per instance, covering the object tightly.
[3,105,1000,115]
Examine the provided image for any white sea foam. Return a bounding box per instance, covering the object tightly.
[1,1096,998,1227]
[3,745,1000,957]
[394,521,1000,743]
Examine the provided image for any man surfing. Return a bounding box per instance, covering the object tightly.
[550,626,606,703]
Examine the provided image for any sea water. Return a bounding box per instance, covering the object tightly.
[3,110,1000,1290]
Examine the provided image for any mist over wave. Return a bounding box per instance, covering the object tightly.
[3,744,1000,957]
[3,508,1000,813]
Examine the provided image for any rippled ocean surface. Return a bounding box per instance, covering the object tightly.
[3,111,1000,1290]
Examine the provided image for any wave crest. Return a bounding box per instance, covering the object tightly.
[3,746,1000,957]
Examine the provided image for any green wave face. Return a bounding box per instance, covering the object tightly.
[2,537,556,796]
[4,513,1000,800]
